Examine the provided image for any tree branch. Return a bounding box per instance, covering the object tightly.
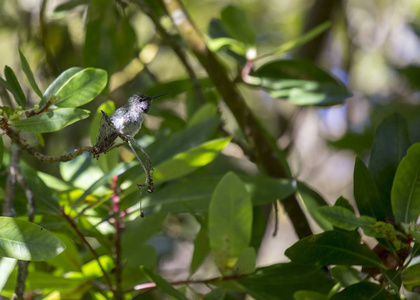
[0,117,124,162]
[156,0,312,238]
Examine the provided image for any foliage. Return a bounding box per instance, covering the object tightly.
[0,1,420,300]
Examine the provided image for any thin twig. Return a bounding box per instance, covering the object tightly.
[0,117,124,162]
[61,207,114,290]
[111,176,123,300]
[12,261,29,300]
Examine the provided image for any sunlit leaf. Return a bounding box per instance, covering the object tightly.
[0,257,16,292]
[391,143,420,223]
[151,137,231,184]
[55,68,107,107]
[285,230,384,268]
[0,217,66,261]
[12,108,90,133]
[53,0,89,12]
[209,172,252,273]
[43,67,82,104]
[140,266,188,300]
[18,48,43,98]
[4,66,26,107]
[250,60,351,106]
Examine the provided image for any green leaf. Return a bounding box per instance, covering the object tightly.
[209,172,252,273]
[294,291,328,300]
[369,114,410,219]
[330,266,360,287]
[0,257,16,292]
[144,77,213,99]
[329,282,386,300]
[0,217,66,261]
[317,206,376,231]
[83,0,136,73]
[152,137,231,184]
[18,48,43,98]
[234,263,334,300]
[250,60,351,106]
[353,157,386,220]
[12,108,90,133]
[47,233,82,272]
[55,68,107,107]
[140,175,295,213]
[334,196,355,213]
[234,247,256,275]
[140,266,188,300]
[403,262,420,291]
[121,212,167,267]
[391,143,420,223]
[4,66,26,107]
[53,0,89,12]
[297,182,333,231]
[43,67,82,104]
[220,5,255,46]
[285,230,384,268]
[190,223,210,275]
[21,163,61,215]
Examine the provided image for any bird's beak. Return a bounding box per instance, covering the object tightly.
[150,93,167,100]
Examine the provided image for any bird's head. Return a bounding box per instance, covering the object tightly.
[128,93,166,114]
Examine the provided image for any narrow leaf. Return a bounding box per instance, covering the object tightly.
[209,172,252,273]
[4,66,26,107]
[353,157,386,220]
[318,206,376,231]
[285,230,384,268]
[369,114,410,218]
[0,217,66,261]
[12,108,90,133]
[18,48,43,98]
[54,0,89,12]
[297,182,333,231]
[329,282,386,300]
[190,224,210,275]
[151,137,231,184]
[0,257,16,291]
[55,68,107,107]
[140,266,188,300]
[391,143,420,223]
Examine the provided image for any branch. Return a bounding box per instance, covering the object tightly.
[0,117,124,162]
[157,0,312,238]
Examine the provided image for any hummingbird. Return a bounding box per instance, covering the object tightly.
[93,93,165,155]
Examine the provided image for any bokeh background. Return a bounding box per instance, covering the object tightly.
[1,0,420,277]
